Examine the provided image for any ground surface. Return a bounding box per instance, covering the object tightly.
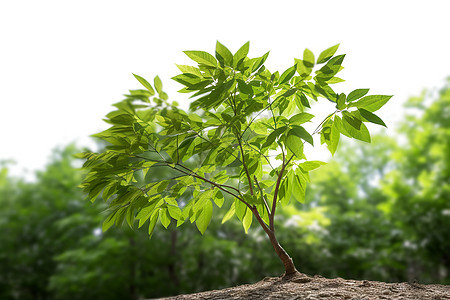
[157,273,450,300]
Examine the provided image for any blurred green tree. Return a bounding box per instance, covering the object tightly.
[295,79,450,283]
[378,81,450,283]
[301,138,404,281]
[0,146,86,299]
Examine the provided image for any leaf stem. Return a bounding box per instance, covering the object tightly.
[313,111,337,135]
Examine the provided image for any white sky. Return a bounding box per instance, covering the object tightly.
[1,0,450,178]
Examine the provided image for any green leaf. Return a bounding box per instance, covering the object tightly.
[222,202,235,224]
[336,93,346,110]
[295,59,312,78]
[196,200,213,234]
[133,73,155,95]
[167,205,182,220]
[102,213,116,232]
[136,198,161,228]
[334,115,350,138]
[214,190,224,208]
[148,209,160,238]
[176,64,203,77]
[347,88,369,102]
[303,48,315,68]
[237,79,253,95]
[314,83,337,102]
[358,108,387,127]
[156,180,170,193]
[88,180,107,201]
[181,200,194,223]
[171,73,211,90]
[251,51,269,72]
[193,189,213,212]
[286,132,304,158]
[233,42,250,67]
[154,76,163,94]
[289,113,314,125]
[262,126,287,149]
[235,199,247,221]
[288,169,306,203]
[160,208,171,229]
[126,206,135,228]
[342,120,371,143]
[316,55,345,81]
[279,65,297,85]
[342,111,362,130]
[317,44,340,64]
[243,209,252,234]
[188,113,203,124]
[299,160,327,171]
[102,183,117,202]
[215,41,233,66]
[281,88,297,98]
[279,178,291,205]
[349,95,392,112]
[291,125,314,146]
[329,120,340,155]
[183,50,218,67]
[327,77,345,84]
[299,93,310,108]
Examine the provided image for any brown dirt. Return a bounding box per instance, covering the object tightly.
[156,273,450,300]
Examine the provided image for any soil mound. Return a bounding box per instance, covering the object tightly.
[157,274,450,299]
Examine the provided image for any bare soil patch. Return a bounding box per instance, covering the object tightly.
[156,273,450,300]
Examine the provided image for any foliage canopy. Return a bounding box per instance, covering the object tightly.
[79,41,390,274]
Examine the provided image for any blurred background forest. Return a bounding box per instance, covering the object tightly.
[0,80,449,300]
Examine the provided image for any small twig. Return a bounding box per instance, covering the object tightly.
[175,163,241,195]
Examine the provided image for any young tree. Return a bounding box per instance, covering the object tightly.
[80,42,390,276]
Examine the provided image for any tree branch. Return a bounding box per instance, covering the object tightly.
[254,175,271,215]
[269,154,294,231]
[250,205,272,235]
[175,163,241,195]
[165,163,256,210]
[237,135,254,195]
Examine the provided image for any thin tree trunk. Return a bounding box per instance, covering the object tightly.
[251,206,299,276]
[266,230,298,276]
